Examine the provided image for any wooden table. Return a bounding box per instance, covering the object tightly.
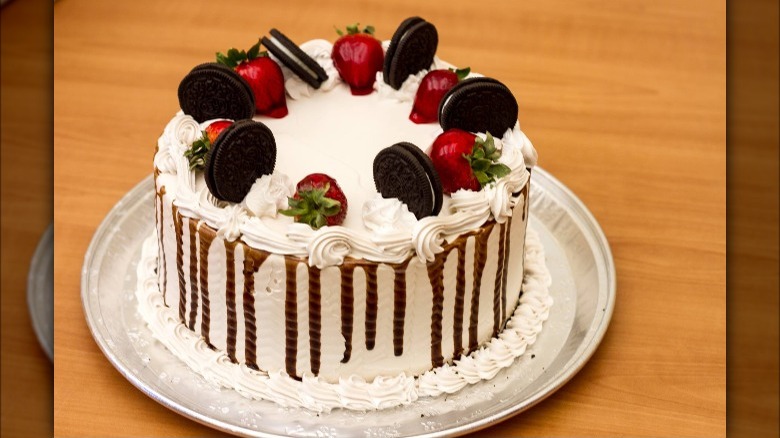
[51,0,727,435]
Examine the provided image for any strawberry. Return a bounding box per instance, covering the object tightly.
[217,41,288,118]
[410,67,469,124]
[429,129,511,195]
[205,120,233,143]
[280,173,348,229]
[184,120,233,170]
[332,24,384,96]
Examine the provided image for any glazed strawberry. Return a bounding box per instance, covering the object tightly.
[280,173,348,229]
[184,120,234,170]
[217,41,288,118]
[410,67,469,124]
[429,129,511,195]
[332,24,384,95]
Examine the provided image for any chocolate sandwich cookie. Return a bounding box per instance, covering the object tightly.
[262,29,329,89]
[438,77,519,136]
[383,17,438,90]
[178,63,255,123]
[205,119,277,203]
[373,142,443,219]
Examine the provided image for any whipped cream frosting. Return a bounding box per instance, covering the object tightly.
[136,226,552,412]
[155,40,537,267]
[242,173,294,218]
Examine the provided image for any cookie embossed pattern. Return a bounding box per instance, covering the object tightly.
[142,16,561,414]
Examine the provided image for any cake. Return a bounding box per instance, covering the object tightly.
[137,18,552,411]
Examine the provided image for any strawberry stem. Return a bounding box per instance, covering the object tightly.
[279,183,342,229]
[216,40,266,68]
[462,132,511,187]
[184,132,211,170]
[451,67,471,81]
[335,23,375,36]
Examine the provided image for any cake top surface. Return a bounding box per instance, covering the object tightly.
[156,38,537,267]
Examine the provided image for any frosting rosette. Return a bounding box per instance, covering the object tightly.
[242,173,294,218]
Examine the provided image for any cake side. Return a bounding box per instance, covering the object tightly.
[153,171,530,381]
[137,223,551,411]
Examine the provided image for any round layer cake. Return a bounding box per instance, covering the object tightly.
[144,26,549,411]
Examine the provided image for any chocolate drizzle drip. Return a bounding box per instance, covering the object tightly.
[392,261,410,356]
[307,265,322,375]
[284,258,299,377]
[501,217,512,331]
[242,247,268,371]
[155,190,167,305]
[493,222,507,337]
[453,240,467,359]
[173,206,186,324]
[364,265,379,350]
[187,220,199,331]
[520,180,529,221]
[469,222,494,351]
[426,248,451,368]
[198,228,215,347]
[225,240,239,363]
[340,265,355,363]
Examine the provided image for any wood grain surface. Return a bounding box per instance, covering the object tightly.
[49,0,729,436]
[1,0,53,437]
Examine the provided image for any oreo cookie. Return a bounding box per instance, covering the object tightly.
[438,77,518,136]
[373,142,443,219]
[178,62,255,123]
[383,17,438,90]
[205,120,276,203]
[262,29,328,89]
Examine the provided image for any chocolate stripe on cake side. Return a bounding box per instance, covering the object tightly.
[340,265,355,363]
[155,187,168,305]
[364,265,379,351]
[173,206,186,324]
[468,222,494,351]
[198,226,215,347]
[241,247,268,371]
[188,219,199,331]
[500,217,512,331]
[225,240,239,363]
[308,265,322,375]
[427,247,453,368]
[453,240,467,359]
[493,222,507,337]
[284,258,299,377]
[392,260,411,356]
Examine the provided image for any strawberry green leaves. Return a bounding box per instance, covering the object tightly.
[335,23,375,36]
[216,40,266,69]
[184,132,211,170]
[462,132,511,187]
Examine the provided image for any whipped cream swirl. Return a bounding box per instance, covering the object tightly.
[242,173,294,218]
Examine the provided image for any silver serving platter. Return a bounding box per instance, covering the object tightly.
[29,222,54,361]
[82,168,615,437]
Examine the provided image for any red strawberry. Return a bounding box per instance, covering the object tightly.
[217,41,288,118]
[205,120,233,143]
[429,129,511,195]
[184,120,234,170]
[280,173,348,229]
[410,67,470,124]
[332,24,384,96]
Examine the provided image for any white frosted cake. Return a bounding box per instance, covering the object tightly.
[138,23,552,411]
